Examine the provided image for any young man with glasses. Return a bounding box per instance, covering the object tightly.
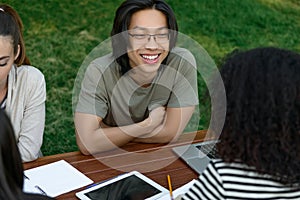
[74,0,198,155]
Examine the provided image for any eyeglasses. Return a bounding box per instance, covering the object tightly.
[128,33,170,44]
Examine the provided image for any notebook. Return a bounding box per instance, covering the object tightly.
[24,160,93,197]
[172,140,219,174]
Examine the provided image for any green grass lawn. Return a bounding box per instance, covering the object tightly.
[4,0,300,155]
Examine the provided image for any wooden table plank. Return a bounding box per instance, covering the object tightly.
[24,130,207,199]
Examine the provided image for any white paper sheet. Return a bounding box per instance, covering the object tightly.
[23,160,93,197]
[157,179,197,200]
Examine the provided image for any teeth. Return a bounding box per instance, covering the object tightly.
[142,54,159,60]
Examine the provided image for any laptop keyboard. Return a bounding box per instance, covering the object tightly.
[195,142,219,159]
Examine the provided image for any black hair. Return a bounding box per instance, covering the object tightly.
[110,0,178,75]
[0,109,24,199]
[215,47,300,186]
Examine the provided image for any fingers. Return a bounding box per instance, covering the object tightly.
[149,106,166,125]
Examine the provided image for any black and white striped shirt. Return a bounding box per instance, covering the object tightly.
[182,159,300,200]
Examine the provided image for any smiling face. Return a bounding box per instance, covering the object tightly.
[0,36,18,87]
[127,9,170,73]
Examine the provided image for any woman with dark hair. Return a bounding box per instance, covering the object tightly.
[0,109,53,200]
[75,0,198,154]
[0,4,46,162]
[181,47,300,199]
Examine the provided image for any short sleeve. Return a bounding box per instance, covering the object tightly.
[75,61,109,118]
[165,48,199,108]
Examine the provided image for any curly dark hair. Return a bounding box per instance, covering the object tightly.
[216,47,300,186]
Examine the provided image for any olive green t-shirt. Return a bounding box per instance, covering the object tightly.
[76,47,198,126]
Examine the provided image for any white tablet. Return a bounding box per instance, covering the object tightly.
[76,171,169,200]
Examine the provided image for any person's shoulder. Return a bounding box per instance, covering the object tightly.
[167,47,196,66]
[17,65,45,80]
[91,53,116,70]
[210,159,256,172]
[84,53,119,78]
[169,47,194,59]
[170,47,192,55]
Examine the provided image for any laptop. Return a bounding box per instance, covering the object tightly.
[172,140,219,174]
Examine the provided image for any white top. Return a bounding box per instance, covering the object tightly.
[182,159,300,200]
[5,65,46,162]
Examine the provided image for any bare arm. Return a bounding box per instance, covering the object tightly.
[74,107,166,155]
[133,106,195,143]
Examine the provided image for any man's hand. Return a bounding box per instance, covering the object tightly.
[139,107,166,133]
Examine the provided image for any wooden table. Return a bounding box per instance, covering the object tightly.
[24,130,208,199]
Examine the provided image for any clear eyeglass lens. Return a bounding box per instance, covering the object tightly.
[129,33,169,44]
